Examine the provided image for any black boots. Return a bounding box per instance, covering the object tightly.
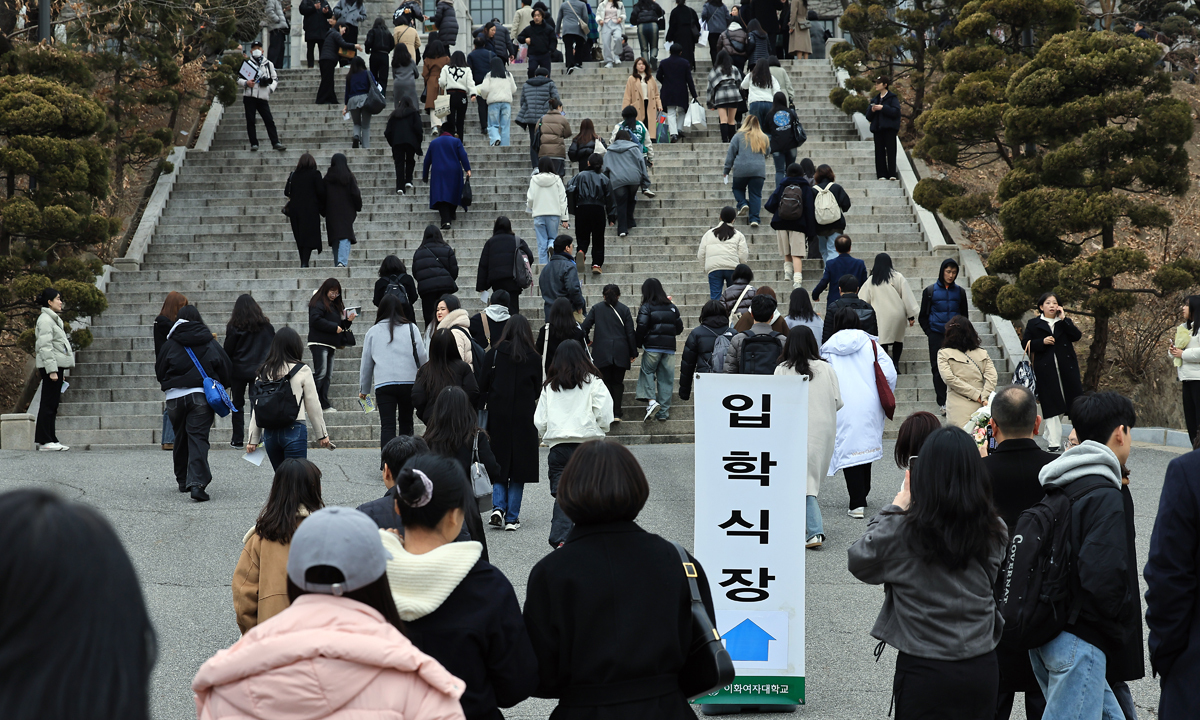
[720,124,735,143]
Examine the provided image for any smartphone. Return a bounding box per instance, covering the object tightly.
[327,440,337,451]
[900,456,917,494]
[344,306,360,319]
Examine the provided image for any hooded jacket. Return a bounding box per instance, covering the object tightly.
[679,317,730,399]
[721,280,755,318]
[601,139,650,189]
[470,305,511,348]
[534,376,615,447]
[156,320,233,392]
[515,75,560,126]
[822,293,878,344]
[35,307,75,373]
[1037,441,1135,659]
[379,534,538,720]
[566,169,616,218]
[701,0,730,33]
[385,107,425,153]
[821,328,895,474]
[477,65,517,104]
[527,171,568,218]
[431,0,459,44]
[764,175,817,236]
[437,308,477,368]
[192,593,467,720]
[918,258,969,335]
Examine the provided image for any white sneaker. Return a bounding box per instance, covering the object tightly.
[805,534,824,549]
[324,407,338,413]
[737,205,749,217]
[38,442,68,452]
[505,521,520,531]
[848,507,866,519]
[783,261,793,279]
[939,405,946,416]
[749,221,760,228]
[404,182,414,192]
[643,399,659,422]
[489,509,504,527]
[605,62,613,68]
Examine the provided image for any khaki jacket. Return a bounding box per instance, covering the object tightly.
[621,75,662,124]
[392,24,421,61]
[537,110,572,159]
[937,347,998,429]
[232,513,310,635]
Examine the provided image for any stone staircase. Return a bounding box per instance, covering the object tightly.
[56,55,1007,449]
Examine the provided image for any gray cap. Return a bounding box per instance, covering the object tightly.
[286,507,391,596]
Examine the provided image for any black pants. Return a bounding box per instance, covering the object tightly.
[392,146,416,189]
[927,331,947,405]
[528,123,540,168]
[369,51,389,95]
[229,379,250,444]
[491,277,522,314]
[269,28,287,67]
[306,40,320,68]
[477,97,489,134]
[1184,380,1200,445]
[708,32,723,64]
[893,650,998,720]
[675,41,695,69]
[874,128,898,179]
[35,369,63,444]
[575,205,607,267]
[375,383,414,448]
[435,201,458,225]
[461,476,490,561]
[844,462,872,510]
[548,443,579,547]
[243,96,280,147]
[600,365,626,418]
[166,393,215,491]
[447,89,468,138]
[527,52,552,77]
[420,291,443,329]
[317,58,339,103]
[994,689,1045,720]
[613,185,637,235]
[563,34,587,67]
[299,245,315,267]
[882,342,904,366]
[310,345,335,409]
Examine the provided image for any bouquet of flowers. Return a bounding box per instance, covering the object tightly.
[962,392,997,453]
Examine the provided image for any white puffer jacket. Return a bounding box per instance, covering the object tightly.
[476,73,517,104]
[697,224,748,274]
[1174,322,1200,381]
[820,328,895,475]
[526,172,568,218]
[534,376,614,447]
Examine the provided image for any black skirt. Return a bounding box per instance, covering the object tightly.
[892,650,998,720]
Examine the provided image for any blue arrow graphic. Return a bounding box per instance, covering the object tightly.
[722,619,776,662]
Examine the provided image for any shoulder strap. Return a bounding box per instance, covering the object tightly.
[728,285,752,325]
[669,541,707,609]
[472,427,480,459]
[283,362,305,382]
[483,314,491,340]
[542,327,550,371]
[184,347,211,382]
[409,323,421,368]
[610,304,624,325]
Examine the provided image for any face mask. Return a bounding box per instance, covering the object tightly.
[251,50,263,59]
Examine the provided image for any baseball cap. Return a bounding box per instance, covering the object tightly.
[251,39,263,48]
[287,507,391,596]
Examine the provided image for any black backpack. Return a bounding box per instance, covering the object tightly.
[250,363,304,430]
[995,476,1115,650]
[738,330,783,375]
[778,184,806,221]
[383,274,411,307]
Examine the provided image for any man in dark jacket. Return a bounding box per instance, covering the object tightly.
[865,75,902,180]
[476,225,534,314]
[1030,392,1139,720]
[539,234,586,317]
[655,43,699,141]
[1144,444,1200,719]
[517,8,557,77]
[467,37,495,134]
[300,0,334,67]
[580,290,639,418]
[982,384,1051,720]
[918,257,969,412]
[156,308,233,502]
[821,276,877,343]
[317,24,361,104]
[566,154,616,273]
[469,291,512,348]
[812,234,867,307]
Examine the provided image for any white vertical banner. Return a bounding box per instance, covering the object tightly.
[693,373,807,707]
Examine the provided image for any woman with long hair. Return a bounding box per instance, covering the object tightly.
[322,153,362,267]
[938,315,997,429]
[379,454,538,717]
[391,44,421,112]
[811,163,852,262]
[360,294,428,448]
[477,56,517,146]
[247,327,330,468]
[723,113,771,227]
[1170,294,1200,443]
[634,278,683,422]
[0,489,157,720]
[1023,292,1083,452]
[740,56,780,130]
[307,277,357,411]
[475,215,533,315]
[223,294,276,448]
[384,94,424,195]
[195,506,468,720]
[536,296,584,371]
[481,314,543,530]
[422,37,450,118]
[775,325,841,548]
[698,205,748,299]
[32,287,73,452]
[622,57,663,126]
[534,340,614,547]
[343,55,375,148]
[285,152,326,267]
[438,50,476,139]
[580,283,639,420]
[765,91,803,185]
[678,298,731,402]
[893,410,941,473]
[154,291,188,450]
[232,458,325,634]
[365,15,395,94]
[372,254,417,322]
[784,287,822,345]
[412,224,460,328]
[412,329,479,421]
[706,49,743,142]
[568,117,607,174]
[848,427,1007,719]
[859,251,919,365]
[422,385,497,554]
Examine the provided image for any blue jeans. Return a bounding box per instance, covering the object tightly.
[487,101,512,146]
[818,232,839,263]
[749,101,773,132]
[262,421,308,471]
[636,351,674,412]
[732,176,765,224]
[492,480,525,524]
[637,23,659,64]
[1029,631,1125,720]
[533,215,559,264]
[708,269,734,299]
[162,407,175,444]
[336,238,351,266]
[773,148,797,186]
[806,495,823,540]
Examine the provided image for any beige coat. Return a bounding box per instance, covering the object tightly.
[392,24,421,62]
[247,362,329,446]
[35,307,74,373]
[859,271,920,345]
[621,75,662,125]
[509,4,534,35]
[937,347,998,429]
[787,0,812,55]
[697,225,749,273]
[231,513,307,635]
[776,359,841,496]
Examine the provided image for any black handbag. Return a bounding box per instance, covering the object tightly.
[670,541,736,700]
[461,177,473,210]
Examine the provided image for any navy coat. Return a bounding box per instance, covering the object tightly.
[1144,449,1200,718]
[423,132,471,208]
[812,252,868,306]
[655,54,698,108]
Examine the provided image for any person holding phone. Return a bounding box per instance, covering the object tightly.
[1022,293,1083,452]
[307,278,357,413]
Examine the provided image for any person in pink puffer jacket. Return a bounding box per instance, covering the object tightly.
[193,506,467,720]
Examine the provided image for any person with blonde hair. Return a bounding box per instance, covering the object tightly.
[722,113,771,227]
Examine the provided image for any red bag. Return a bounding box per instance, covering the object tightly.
[872,340,896,420]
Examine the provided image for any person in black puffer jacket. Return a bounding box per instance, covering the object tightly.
[476,215,534,315]
[432,0,459,45]
[679,299,731,400]
[764,161,817,288]
[517,8,558,77]
[634,277,683,422]
[412,224,460,328]
[300,0,335,67]
[307,277,357,411]
[156,305,233,502]
[221,294,276,448]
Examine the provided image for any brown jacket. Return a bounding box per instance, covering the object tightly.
[621,74,662,124]
[422,56,449,109]
[231,512,310,634]
[734,311,789,336]
[537,110,572,159]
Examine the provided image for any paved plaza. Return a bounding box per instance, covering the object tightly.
[0,440,1180,719]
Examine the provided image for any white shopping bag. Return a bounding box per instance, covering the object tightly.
[698,20,709,46]
[683,100,707,128]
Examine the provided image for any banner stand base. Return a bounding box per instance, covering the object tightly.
[700,704,800,715]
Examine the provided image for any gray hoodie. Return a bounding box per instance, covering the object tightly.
[1038,440,1122,490]
[723,130,767,179]
[601,139,650,190]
